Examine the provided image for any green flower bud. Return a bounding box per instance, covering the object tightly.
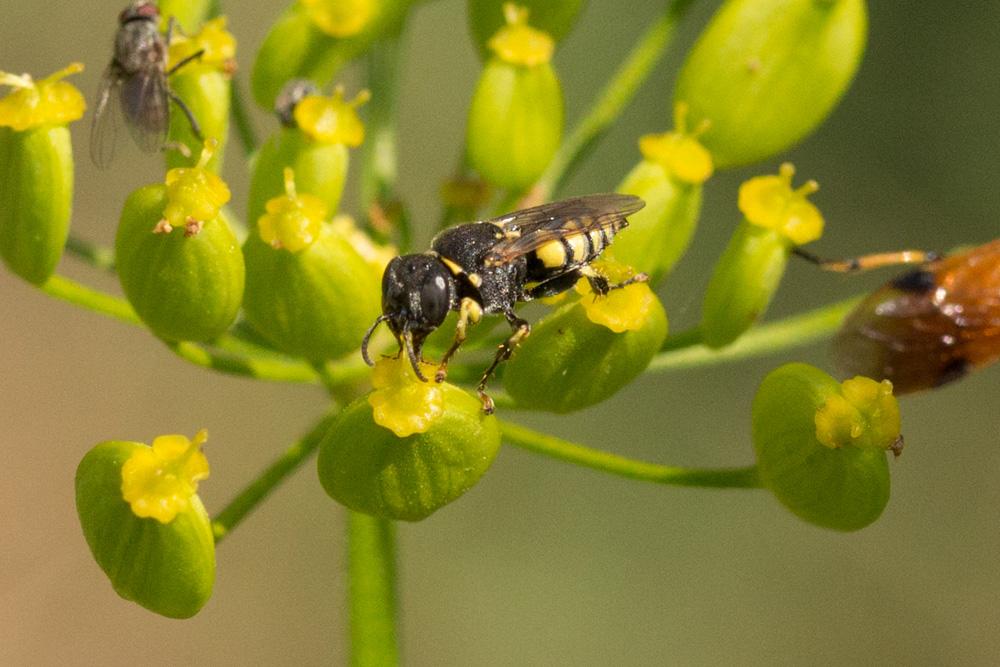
[158,0,214,32]
[0,63,85,284]
[674,0,867,168]
[610,104,712,284]
[251,0,409,109]
[752,363,901,531]
[317,357,501,521]
[242,169,381,360]
[116,142,244,342]
[466,4,563,190]
[468,0,585,59]
[166,17,237,173]
[75,431,215,618]
[247,86,368,225]
[701,164,822,348]
[504,273,667,412]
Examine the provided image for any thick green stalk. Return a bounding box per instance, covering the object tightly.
[348,512,399,667]
[65,234,116,272]
[501,421,761,488]
[212,412,338,542]
[649,296,861,372]
[535,0,695,199]
[40,274,140,324]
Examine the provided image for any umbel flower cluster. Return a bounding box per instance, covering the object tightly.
[2,0,994,656]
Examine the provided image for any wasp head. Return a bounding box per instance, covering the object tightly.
[361,254,455,381]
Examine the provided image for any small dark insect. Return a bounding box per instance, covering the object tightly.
[273,79,319,128]
[90,1,203,168]
[831,239,1000,393]
[361,193,648,413]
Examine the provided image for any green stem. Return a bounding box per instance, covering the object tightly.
[535,0,695,199]
[648,296,862,372]
[167,340,321,384]
[40,274,140,324]
[348,512,400,667]
[500,421,760,488]
[212,412,337,542]
[230,76,258,157]
[65,234,116,272]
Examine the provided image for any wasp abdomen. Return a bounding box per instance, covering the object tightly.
[530,218,625,273]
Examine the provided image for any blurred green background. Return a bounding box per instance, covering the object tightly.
[2,1,998,664]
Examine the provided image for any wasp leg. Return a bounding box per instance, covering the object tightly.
[523,269,583,300]
[579,264,648,296]
[168,89,204,141]
[436,297,482,383]
[792,247,940,273]
[477,312,530,414]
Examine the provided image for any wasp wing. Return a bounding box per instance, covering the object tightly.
[482,194,644,265]
[120,67,169,154]
[89,64,122,169]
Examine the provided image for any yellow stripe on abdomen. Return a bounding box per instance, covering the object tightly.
[535,240,567,268]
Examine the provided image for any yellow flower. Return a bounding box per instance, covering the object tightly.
[574,262,654,333]
[331,213,397,272]
[638,102,714,184]
[488,3,555,67]
[293,86,370,146]
[120,430,210,524]
[258,168,327,252]
[0,63,85,131]
[368,356,445,438]
[168,16,237,73]
[815,377,901,452]
[738,162,823,245]
[161,139,231,233]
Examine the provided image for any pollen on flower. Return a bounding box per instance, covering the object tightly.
[161,139,231,232]
[168,16,237,73]
[815,377,901,452]
[120,430,210,524]
[258,168,327,252]
[638,102,714,184]
[293,86,370,146]
[738,162,824,246]
[301,0,375,37]
[0,62,85,131]
[368,356,445,438]
[574,263,654,333]
[488,3,555,67]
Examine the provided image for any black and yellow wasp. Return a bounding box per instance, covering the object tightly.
[361,193,647,413]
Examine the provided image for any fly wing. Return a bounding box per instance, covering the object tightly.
[89,64,122,169]
[482,194,644,265]
[120,67,169,154]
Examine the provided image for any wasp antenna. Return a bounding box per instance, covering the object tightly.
[361,315,388,367]
[402,330,428,382]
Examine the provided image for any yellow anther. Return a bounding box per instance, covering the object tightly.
[488,3,555,67]
[120,430,210,524]
[738,162,824,245]
[258,167,327,252]
[368,356,445,437]
[293,86,370,146]
[301,0,375,37]
[161,139,231,232]
[0,62,85,131]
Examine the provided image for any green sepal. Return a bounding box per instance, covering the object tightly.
[241,227,380,361]
[247,128,348,227]
[700,221,789,349]
[752,363,891,531]
[166,68,231,173]
[503,294,667,413]
[317,390,501,521]
[116,184,245,342]
[467,0,586,59]
[0,125,73,285]
[674,0,867,168]
[75,440,215,619]
[611,160,702,284]
[467,59,563,190]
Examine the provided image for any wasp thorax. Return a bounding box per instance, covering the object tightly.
[382,255,455,341]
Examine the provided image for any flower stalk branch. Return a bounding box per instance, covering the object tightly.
[348,512,400,667]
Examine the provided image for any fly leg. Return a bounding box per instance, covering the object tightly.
[167,88,204,141]
[792,247,940,273]
[436,297,482,383]
[477,311,530,414]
